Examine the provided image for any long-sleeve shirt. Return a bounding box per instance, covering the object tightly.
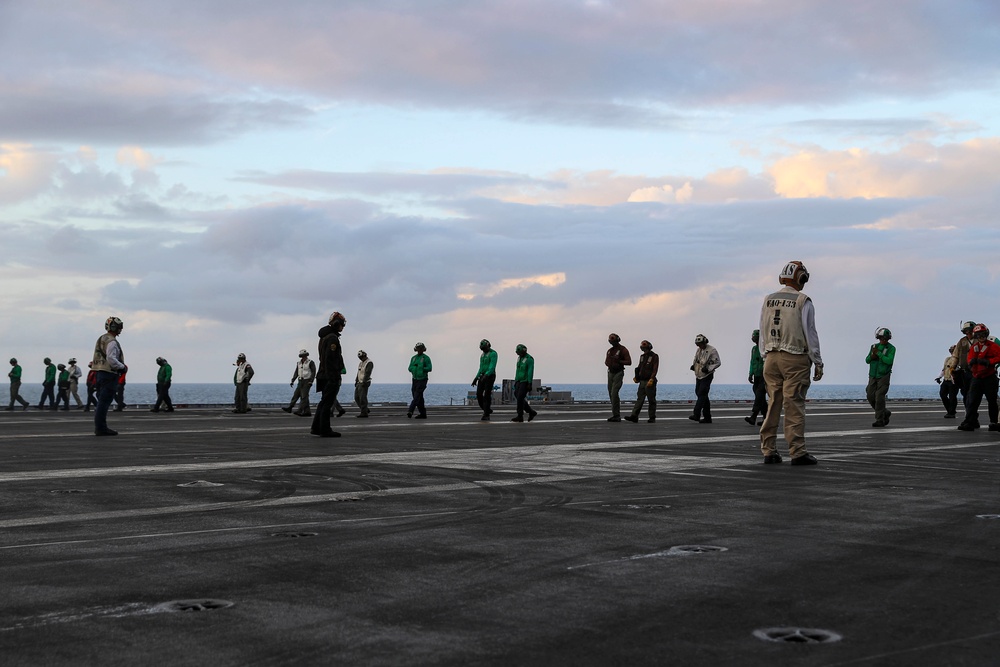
[157,363,173,384]
[478,349,498,377]
[748,345,764,377]
[866,342,895,378]
[967,340,1000,379]
[939,355,956,382]
[634,352,659,382]
[44,363,56,383]
[692,345,721,379]
[408,353,432,380]
[514,354,534,383]
[605,345,632,374]
[8,364,22,381]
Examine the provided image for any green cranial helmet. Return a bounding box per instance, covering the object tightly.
[875,327,892,340]
[515,344,527,355]
[414,342,426,352]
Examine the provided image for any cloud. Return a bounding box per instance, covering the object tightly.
[458,272,567,300]
[3,1,999,141]
[769,138,1000,201]
[628,182,694,204]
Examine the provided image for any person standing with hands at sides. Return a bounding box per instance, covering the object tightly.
[689,334,721,424]
[511,344,538,422]
[758,261,824,465]
[957,324,1000,432]
[472,339,497,421]
[625,340,658,423]
[745,330,768,426]
[936,345,959,418]
[92,316,126,436]
[38,357,56,410]
[407,343,432,419]
[952,321,976,410]
[866,327,896,427]
[355,350,373,418]
[312,312,346,437]
[7,358,29,410]
[151,357,174,413]
[605,333,632,422]
[232,353,253,413]
[283,350,315,416]
[67,358,83,408]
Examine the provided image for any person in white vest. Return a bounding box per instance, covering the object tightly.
[92,316,126,436]
[67,357,83,408]
[232,353,254,414]
[355,350,373,418]
[758,260,824,465]
[688,334,721,423]
[283,349,316,416]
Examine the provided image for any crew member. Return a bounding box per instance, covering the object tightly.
[758,260,824,465]
[689,334,721,424]
[626,340,658,423]
[92,316,126,436]
[605,333,632,422]
[866,327,896,427]
[355,350,373,418]
[472,339,497,421]
[511,344,537,422]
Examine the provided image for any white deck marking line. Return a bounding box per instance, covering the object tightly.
[0,409,943,439]
[0,425,965,483]
[0,474,585,530]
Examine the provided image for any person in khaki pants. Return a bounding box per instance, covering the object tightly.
[758,261,824,466]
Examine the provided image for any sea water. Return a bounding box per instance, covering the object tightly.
[15,383,943,406]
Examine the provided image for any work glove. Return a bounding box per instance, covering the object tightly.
[935,377,942,384]
[813,364,824,381]
[646,379,654,388]
[748,374,754,384]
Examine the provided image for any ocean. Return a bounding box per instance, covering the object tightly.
[14,382,944,407]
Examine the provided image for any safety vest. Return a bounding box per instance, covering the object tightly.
[91,333,122,372]
[762,288,810,355]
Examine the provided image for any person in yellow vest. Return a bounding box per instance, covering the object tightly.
[758,261,824,465]
[91,316,126,436]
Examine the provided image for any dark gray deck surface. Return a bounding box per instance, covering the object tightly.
[1,401,998,666]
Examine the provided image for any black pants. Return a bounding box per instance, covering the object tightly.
[694,374,714,420]
[476,373,495,414]
[515,381,536,419]
[409,378,427,416]
[56,385,70,410]
[114,384,126,409]
[939,380,958,415]
[39,381,55,408]
[750,375,768,419]
[963,374,999,427]
[154,382,173,411]
[953,368,971,410]
[312,378,342,434]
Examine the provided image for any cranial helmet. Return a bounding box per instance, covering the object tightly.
[44,357,51,364]
[778,261,810,289]
[68,358,76,364]
[875,327,892,340]
[752,329,760,340]
[694,334,708,345]
[105,316,123,333]
[237,353,246,361]
[414,342,426,352]
[973,323,990,339]
[516,344,527,355]
[328,311,346,326]
[479,339,491,351]
[156,357,165,365]
[298,349,309,357]
[961,321,976,334]
[608,333,621,344]
[9,358,16,365]
[358,350,366,359]
[640,340,652,351]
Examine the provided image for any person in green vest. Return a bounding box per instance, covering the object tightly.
[7,358,30,410]
[471,339,498,421]
[511,344,538,422]
[745,329,767,426]
[866,327,896,427]
[407,343,432,419]
[152,357,174,412]
[56,363,71,410]
[38,357,56,409]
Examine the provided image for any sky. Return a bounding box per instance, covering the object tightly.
[2,0,999,386]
